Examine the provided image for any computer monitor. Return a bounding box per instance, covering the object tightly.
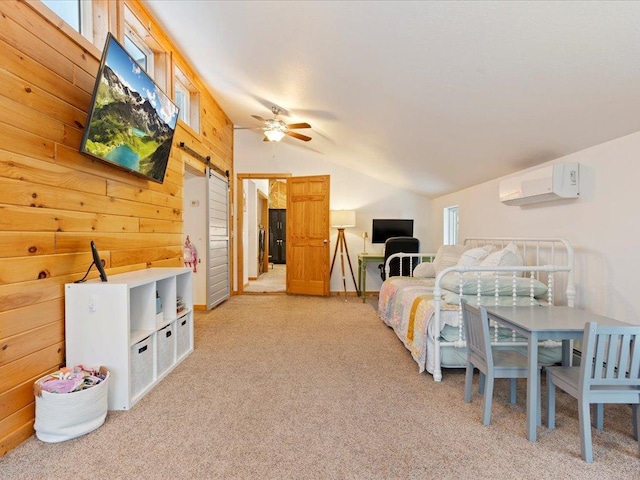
[371,219,414,244]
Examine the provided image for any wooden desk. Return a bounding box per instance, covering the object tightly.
[357,253,436,303]
[484,306,629,442]
[357,253,384,303]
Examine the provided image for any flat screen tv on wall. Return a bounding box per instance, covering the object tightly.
[79,33,179,184]
[372,219,414,244]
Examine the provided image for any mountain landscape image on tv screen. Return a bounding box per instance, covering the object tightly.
[80,34,179,183]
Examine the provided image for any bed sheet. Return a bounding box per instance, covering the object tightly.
[378,279,458,372]
[379,278,561,373]
[377,276,435,330]
[425,325,563,375]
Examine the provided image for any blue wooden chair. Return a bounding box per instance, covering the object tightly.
[462,300,540,425]
[546,322,640,462]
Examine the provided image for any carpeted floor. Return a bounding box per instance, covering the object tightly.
[1,295,638,479]
[244,264,285,293]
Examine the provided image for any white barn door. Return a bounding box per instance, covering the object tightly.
[207,169,230,308]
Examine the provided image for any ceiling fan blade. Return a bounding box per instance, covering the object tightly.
[286,122,311,130]
[251,115,266,123]
[234,126,262,130]
[286,131,312,142]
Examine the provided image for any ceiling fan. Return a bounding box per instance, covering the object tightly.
[237,106,312,142]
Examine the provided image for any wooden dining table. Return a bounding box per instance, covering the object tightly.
[483,305,630,442]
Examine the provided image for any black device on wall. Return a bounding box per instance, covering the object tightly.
[75,241,108,283]
[79,33,179,184]
[371,219,414,244]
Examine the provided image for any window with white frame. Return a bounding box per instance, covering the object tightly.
[174,65,200,132]
[123,4,170,90]
[41,0,93,41]
[124,27,154,75]
[443,206,459,245]
[174,77,190,124]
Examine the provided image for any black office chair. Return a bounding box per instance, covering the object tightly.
[378,237,420,280]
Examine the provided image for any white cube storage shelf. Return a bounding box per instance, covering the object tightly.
[65,268,194,410]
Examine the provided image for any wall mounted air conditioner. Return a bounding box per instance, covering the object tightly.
[499,162,579,206]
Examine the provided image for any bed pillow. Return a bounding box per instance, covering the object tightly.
[413,262,436,278]
[456,245,496,267]
[478,242,524,275]
[433,245,468,276]
[440,274,548,297]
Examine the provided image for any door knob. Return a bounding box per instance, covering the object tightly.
[323,239,328,244]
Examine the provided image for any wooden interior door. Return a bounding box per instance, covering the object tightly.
[286,175,330,296]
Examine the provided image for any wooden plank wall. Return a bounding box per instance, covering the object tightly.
[0,0,233,455]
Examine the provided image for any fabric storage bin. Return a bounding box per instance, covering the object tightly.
[131,336,154,398]
[176,314,191,358]
[34,369,109,443]
[157,323,175,375]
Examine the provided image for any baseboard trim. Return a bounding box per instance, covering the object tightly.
[330,291,360,297]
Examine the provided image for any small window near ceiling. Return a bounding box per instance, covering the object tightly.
[175,80,190,123]
[443,206,459,245]
[124,28,153,75]
[123,4,169,89]
[41,0,92,41]
[174,65,200,133]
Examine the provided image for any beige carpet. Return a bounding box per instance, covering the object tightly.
[244,264,285,293]
[1,295,638,479]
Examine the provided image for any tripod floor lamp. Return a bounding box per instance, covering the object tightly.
[329,210,358,298]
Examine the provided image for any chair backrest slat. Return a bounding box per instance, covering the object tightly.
[592,331,605,380]
[617,334,631,379]
[604,334,620,379]
[630,336,640,378]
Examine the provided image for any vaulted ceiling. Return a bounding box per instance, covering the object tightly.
[146,1,640,198]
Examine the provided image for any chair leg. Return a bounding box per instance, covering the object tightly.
[464,363,474,403]
[632,404,639,442]
[547,374,556,429]
[578,398,594,463]
[594,404,604,430]
[479,372,485,395]
[509,378,516,404]
[537,368,542,427]
[482,375,494,426]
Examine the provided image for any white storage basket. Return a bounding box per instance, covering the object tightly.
[176,314,191,358]
[131,336,154,398]
[34,370,109,443]
[157,323,175,376]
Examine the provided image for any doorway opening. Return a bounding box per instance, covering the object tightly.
[244,264,286,293]
[237,174,291,294]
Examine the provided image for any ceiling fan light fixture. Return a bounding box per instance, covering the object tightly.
[249,106,311,142]
[264,128,286,142]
